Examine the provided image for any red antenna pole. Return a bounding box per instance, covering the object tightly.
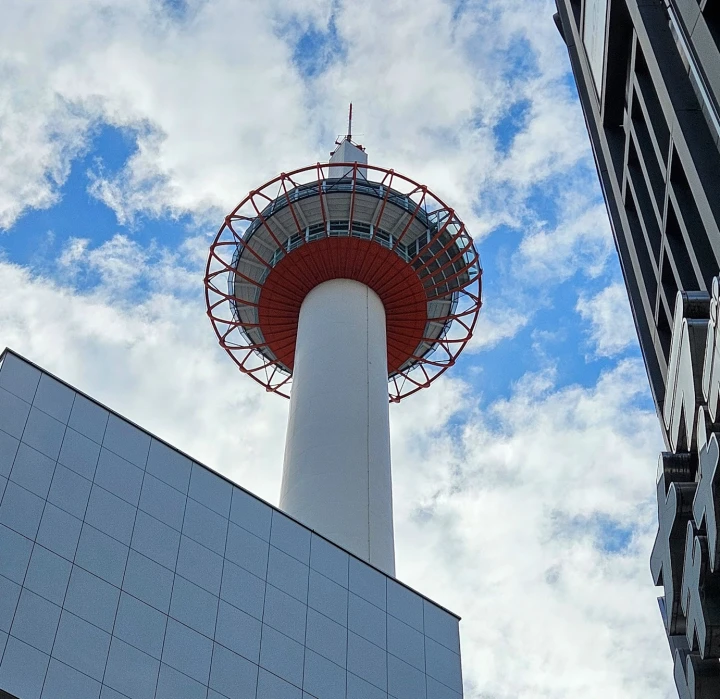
[347,103,353,141]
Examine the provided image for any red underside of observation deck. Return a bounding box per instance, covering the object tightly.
[257,237,428,374]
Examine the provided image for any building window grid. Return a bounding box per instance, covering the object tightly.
[629,94,666,218]
[630,77,669,177]
[626,138,663,269]
[632,46,671,164]
[666,1,720,142]
[613,30,720,371]
[664,198,701,290]
[266,221,428,270]
[668,164,718,290]
[623,186,660,318]
[621,65,665,291]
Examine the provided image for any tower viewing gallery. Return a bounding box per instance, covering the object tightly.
[0,130,481,698]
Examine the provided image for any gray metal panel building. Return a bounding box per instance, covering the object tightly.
[555,0,720,419]
[0,349,463,699]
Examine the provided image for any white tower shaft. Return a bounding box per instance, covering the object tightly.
[280,279,396,576]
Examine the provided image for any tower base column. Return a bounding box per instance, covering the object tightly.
[279,278,396,576]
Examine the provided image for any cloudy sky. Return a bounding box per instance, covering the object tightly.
[0,0,674,696]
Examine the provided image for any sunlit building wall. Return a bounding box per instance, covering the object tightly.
[0,350,463,699]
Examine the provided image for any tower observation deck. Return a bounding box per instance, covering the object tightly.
[205,133,482,575]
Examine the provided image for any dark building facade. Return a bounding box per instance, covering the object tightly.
[555,1,720,696]
[0,349,463,699]
[555,0,720,414]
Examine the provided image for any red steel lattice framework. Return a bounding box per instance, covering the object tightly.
[204,161,482,402]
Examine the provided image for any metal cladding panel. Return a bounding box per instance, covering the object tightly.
[0,349,463,699]
[329,140,368,179]
[582,0,608,93]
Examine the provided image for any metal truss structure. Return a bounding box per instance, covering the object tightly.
[205,161,482,402]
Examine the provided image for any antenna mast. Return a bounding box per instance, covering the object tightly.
[347,103,353,141]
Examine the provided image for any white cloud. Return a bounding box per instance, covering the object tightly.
[0,0,599,243]
[0,0,613,369]
[495,78,589,187]
[516,198,614,284]
[0,90,90,229]
[59,234,148,289]
[0,0,675,695]
[56,233,201,293]
[0,232,673,697]
[468,306,530,351]
[0,0,326,227]
[391,359,670,698]
[577,282,638,357]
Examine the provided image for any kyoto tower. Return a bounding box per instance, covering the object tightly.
[205,111,482,577]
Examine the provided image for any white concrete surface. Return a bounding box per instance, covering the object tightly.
[329,138,368,179]
[279,279,395,576]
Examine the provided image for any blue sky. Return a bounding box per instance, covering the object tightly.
[1,114,646,409]
[0,1,671,696]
